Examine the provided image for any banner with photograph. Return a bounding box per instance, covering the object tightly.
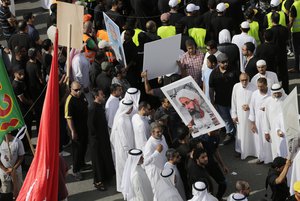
[103,12,127,67]
[161,76,225,137]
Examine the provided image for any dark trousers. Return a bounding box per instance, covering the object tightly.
[207,162,227,200]
[72,135,88,173]
[292,32,300,70]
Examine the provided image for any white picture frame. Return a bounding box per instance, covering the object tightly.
[161,76,225,137]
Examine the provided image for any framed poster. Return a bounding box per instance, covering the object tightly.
[161,76,225,137]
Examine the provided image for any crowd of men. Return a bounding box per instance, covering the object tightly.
[1,0,300,200]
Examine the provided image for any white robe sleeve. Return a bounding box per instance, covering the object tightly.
[143,148,160,167]
[263,104,271,134]
[132,117,148,148]
[117,119,133,152]
[248,94,256,122]
[231,84,238,118]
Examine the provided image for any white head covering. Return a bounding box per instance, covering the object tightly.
[176,88,201,105]
[189,181,218,201]
[124,88,141,113]
[219,29,231,44]
[227,193,248,201]
[110,99,133,144]
[271,83,287,100]
[256,59,267,67]
[155,168,183,201]
[121,149,143,200]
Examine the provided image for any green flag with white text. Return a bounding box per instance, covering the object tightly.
[0,57,25,143]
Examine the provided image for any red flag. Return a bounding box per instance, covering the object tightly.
[17,29,60,201]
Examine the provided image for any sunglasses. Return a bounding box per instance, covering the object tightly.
[72,88,81,92]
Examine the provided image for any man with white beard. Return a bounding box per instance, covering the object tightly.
[110,99,135,192]
[144,122,169,193]
[264,83,288,159]
[231,73,257,159]
[249,77,273,164]
[250,60,279,88]
[189,181,218,201]
[121,149,153,201]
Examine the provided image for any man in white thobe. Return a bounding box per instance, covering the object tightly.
[231,73,257,159]
[164,149,186,200]
[227,180,251,201]
[121,149,153,201]
[250,60,279,88]
[249,77,273,164]
[124,88,141,116]
[110,99,135,192]
[232,21,257,72]
[105,84,123,131]
[154,168,183,201]
[264,83,288,159]
[189,181,218,201]
[144,122,168,193]
[132,102,151,150]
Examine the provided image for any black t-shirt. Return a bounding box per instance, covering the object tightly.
[25,61,44,98]
[197,134,219,163]
[256,42,280,73]
[169,12,185,26]
[209,67,239,106]
[65,94,88,136]
[210,16,235,42]
[267,168,290,201]
[245,56,259,79]
[12,80,29,114]
[42,52,52,76]
[187,158,214,192]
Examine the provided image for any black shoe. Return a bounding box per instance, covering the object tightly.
[223,135,234,145]
[81,163,92,171]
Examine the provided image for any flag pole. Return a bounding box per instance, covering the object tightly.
[66,23,72,86]
[26,130,35,155]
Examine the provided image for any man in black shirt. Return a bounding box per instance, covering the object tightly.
[209,53,239,144]
[187,148,214,194]
[266,156,291,201]
[242,42,258,79]
[0,0,16,42]
[65,81,91,181]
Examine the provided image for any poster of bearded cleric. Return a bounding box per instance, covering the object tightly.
[161,76,225,137]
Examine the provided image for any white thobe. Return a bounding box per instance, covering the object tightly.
[105,95,120,129]
[154,175,183,201]
[164,162,186,200]
[132,113,150,150]
[249,89,273,163]
[289,149,300,195]
[227,193,248,201]
[231,32,257,72]
[231,82,257,159]
[110,114,135,192]
[72,53,90,89]
[202,67,213,101]
[131,165,154,201]
[250,71,279,89]
[264,96,288,159]
[144,136,168,192]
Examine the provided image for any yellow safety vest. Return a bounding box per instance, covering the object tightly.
[282,0,288,14]
[249,21,261,45]
[267,11,287,28]
[132,28,143,47]
[188,28,207,48]
[157,26,176,39]
[291,1,300,32]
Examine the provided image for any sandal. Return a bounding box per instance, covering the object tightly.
[94,182,107,191]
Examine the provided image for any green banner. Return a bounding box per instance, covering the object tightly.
[0,57,25,143]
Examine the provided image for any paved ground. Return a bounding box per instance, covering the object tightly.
[2,1,300,201]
